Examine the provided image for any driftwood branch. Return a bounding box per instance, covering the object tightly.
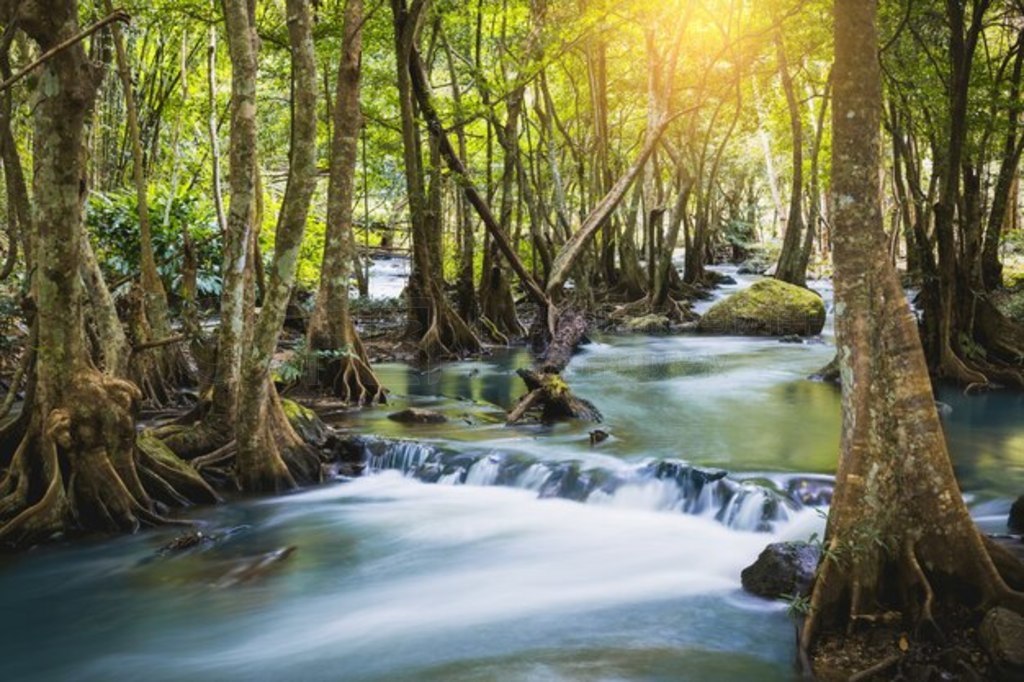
[132,334,187,353]
[0,10,130,93]
[408,45,549,310]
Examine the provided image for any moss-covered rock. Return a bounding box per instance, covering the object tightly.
[623,314,671,334]
[282,398,330,446]
[697,278,826,336]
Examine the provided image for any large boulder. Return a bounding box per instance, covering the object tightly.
[698,279,826,336]
[741,541,820,599]
[980,607,1024,678]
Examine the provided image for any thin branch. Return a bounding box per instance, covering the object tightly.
[0,10,130,93]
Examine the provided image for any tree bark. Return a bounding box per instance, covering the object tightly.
[772,28,807,286]
[0,0,211,547]
[391,0,480,361]
[802,0,1024,664]
[235,0,321,493]
[306,0,386,406]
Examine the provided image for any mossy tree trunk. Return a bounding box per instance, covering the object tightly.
[234,0,321,493]
[101,0,192,406]
[802,0,1024,665]
[159,0,258,460]
[306,0,386,406]
[0,0,211,547]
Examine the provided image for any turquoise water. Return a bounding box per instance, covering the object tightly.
[1,268,1021,681]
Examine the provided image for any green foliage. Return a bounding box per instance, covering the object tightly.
[723,217,757,249]
[274,338,362,386]
[959,332,988,362]
[86,188,223,298]
[783,593,811,616]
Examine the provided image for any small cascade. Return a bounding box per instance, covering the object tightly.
[345,436,830,533]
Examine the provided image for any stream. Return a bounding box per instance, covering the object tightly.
[1,265,1022,681]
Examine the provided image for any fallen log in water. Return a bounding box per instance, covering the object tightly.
[507,308,601,425]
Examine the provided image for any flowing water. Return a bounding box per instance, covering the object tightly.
[2,266,1023,681]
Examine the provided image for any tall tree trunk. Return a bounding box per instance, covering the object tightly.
[802,0,1024,667]
[0,0,211,548]
[212,0,258,424]
[103,0,193,404]
[102,0,168,330]
[480,79,527,342]
[981,29,1024,292]
[162,0,258,459]
[773,29,807,286]
[391,0,480,360]
[585,24,616,285]
[929,0,992,385]
[235,0,322,492]
[440,33,477,321]
[307,0,386,406]
[799,75,831,280]
[208,9,227,237]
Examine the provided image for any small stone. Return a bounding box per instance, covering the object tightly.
[387,408,447,424]
[737,259,769,275]
[979,607,1024,676]
[589,429,609,446]
[158,530,212,555]
[741,541,821,599]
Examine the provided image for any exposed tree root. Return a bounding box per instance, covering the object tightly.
[158,418,233,461]
[612,294,697,324]
[0,371,211,548]
[479,315,510,345]
[416,297,482,362]
[322,353,387,406]
[811,354,841,383]
[191,439,237,473]
[122,285,197,408]
[848,654,900,681]
[136,434,219,507]
[801,530,1024,676]
[479,265,525,342]
[0,348,34,466]
[0,322,34,421]
[308,320,387,406]
[236,387,322,493]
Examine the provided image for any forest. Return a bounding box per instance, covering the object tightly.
[0,0,1023,679]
